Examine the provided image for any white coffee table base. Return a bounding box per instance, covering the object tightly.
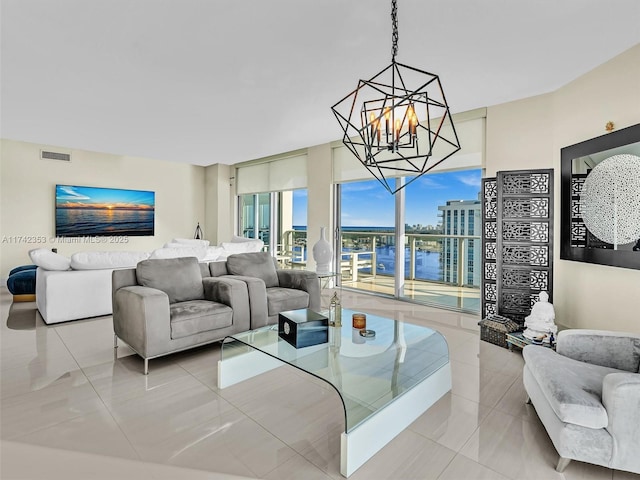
[340,363,451,477]
[219,351,451,478]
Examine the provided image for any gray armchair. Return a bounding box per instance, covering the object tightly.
[222,251,321,328]
[112,257,250,374]
[523,329,640,474]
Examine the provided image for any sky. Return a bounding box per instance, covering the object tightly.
[292,169,481,227]
[56,185,155,210]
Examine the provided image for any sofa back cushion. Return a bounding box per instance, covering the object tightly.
[70,251,150,270]
[557,330,640,373]
[137,257,204,304]
[209,261,229,277]
[226,252,279,288]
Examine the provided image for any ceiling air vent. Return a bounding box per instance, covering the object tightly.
[41,150,71,162]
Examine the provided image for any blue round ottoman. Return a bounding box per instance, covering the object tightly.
[7,265,37,302]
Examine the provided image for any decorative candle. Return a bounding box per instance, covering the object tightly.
[352,313,366,329]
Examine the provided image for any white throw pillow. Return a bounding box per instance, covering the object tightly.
[70,251,150,270]
[28,248,71,271]
[163,242,191,249]
[171,238,210,248]
[232,235,258,243]
[226,237,264,251]
[150,246,207,260]
[202,246,224,262]
[221,241,263,255]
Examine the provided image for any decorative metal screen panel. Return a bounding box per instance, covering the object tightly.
[481,178,498,318]
[570,174,587,247]
[481,170,554,326]
[497,169,554,324]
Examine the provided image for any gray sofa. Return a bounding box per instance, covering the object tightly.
[112,254,321,374]
[523,329,640,474]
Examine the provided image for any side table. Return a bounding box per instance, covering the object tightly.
[506,332,555,351]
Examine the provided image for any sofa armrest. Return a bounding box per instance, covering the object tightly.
[556,329,640,372]
[220,275,268,329]
[602,372,640,472]
[113,286,170,358]
[277,270,321,312]
[202,277,250,332]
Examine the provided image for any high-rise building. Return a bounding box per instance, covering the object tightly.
[438,198,482,286]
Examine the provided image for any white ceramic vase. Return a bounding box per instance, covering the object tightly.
[312,226,332,274]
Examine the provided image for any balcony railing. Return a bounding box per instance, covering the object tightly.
[279,229,482,288]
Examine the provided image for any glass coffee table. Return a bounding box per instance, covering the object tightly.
[218,309,451,477]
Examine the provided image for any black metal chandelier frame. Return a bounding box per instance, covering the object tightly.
[331,0,461,194]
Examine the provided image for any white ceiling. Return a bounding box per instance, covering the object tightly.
[2,0,639,167]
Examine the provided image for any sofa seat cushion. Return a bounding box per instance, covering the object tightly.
[523,345,622,429]
[170,300,233,340]
[266,288,309,316]
[137,257,204,304]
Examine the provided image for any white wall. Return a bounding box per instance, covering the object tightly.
[485,44,640,333]
[204,163,233,246]
[0,139,205,278]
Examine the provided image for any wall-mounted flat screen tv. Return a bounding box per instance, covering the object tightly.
[55,185,155,237]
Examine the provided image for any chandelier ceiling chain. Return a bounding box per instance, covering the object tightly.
[391,0,398,62]
[331,0,461,194]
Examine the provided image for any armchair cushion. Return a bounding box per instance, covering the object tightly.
[523,346,621,429]
[136,257,204,304]
[266,288,310,317]
[170,300,233,340]
[226,252,279,288]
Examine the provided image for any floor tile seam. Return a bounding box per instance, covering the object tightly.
[455,449,521,480]
[229,400,331,460]
[490,373,521,409]
[1,385,117,441]
[80,362,146,462]
[457,403,542,474]
[449,356,518,386]
[451,400,500,460]
[255,450,314,479]
[0,370,82,402]
[436,452,514,480]
[492,385,539,425]
[433,451,464,480]
[197,404,302,479]
[51,323,86,374]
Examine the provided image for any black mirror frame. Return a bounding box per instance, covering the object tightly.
[560,123,640,270]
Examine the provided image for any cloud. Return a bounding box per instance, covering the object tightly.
[57,186,90,200]
[417,176,446,189]
[456,173,481,188]
[341,182,379,193]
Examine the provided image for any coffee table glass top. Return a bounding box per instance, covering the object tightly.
[220,309,449,432]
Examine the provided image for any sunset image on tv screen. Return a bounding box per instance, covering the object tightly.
[55,185,155,237]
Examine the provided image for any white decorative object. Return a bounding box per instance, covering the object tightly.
[523,291,557,341]
[581,154,640,247]
[312,226,332,274]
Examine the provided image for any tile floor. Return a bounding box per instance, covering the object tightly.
[1,287,637,479]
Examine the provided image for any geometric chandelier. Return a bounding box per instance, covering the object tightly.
[331,0,461,194]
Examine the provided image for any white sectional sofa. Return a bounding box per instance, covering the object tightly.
[29,237,264,324]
